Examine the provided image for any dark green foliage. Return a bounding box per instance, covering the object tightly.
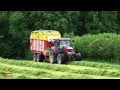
[63,31,75,39]
[74,34,96,58]
[0,11,120,60]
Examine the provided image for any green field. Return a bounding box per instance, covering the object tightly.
[0,57,120,79]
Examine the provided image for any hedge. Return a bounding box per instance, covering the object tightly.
[73,33,120,61]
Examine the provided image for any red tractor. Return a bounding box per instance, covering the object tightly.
[49,38,81,64]
[30,30,81,64]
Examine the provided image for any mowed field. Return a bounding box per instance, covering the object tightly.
[0,57,120,79]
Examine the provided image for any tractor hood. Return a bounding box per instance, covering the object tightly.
[65,46,73,50]
[63,46,74,50]
[62,46,74,54]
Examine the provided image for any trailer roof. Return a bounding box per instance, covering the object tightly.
[32,30,59,34]
[30,30,61,41]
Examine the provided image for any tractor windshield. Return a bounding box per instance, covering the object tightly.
[60,40,71,48]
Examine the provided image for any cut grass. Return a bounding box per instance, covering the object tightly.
[0,71,41,79]
[0,63,89,79]
[67,60,120,70]
[0,59,120,78]
[0,58,120,79]
[0,62,119,79]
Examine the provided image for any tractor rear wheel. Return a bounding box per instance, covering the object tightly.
[57,54,64,64]
[49,50,55,64]
[33,53,37,62]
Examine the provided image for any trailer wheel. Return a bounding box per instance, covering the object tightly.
[36,54,44,62]
[57,54,64,64]
[33,54,37,62]
[49,50,55,64]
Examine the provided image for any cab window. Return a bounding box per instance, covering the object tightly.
[54,40,59,47]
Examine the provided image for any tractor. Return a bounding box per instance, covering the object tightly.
[49,38,81,64]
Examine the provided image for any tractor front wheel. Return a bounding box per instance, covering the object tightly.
[57,54,64,64]
[75,53,81,61]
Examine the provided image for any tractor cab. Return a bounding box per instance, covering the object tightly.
[53,38,73,49]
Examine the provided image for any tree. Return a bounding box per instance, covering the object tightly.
[9,11,29,59]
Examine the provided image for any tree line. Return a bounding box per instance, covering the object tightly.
[0,11,120,59]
